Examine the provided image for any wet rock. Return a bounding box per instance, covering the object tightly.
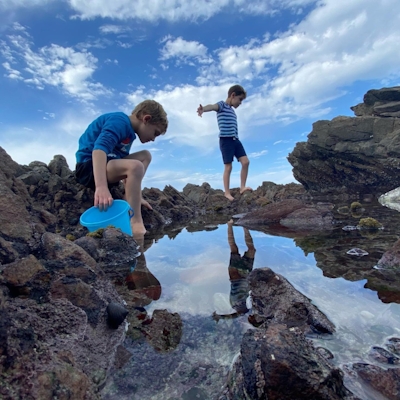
[236,199,334,231]
[74,227,139,267]
[387,337,400,356]
[369,346,400,365]
[40,232,98,271]
[376,238,400,270]
[142,309,183,353]
[224,323,356,400]
[248,268,335,334]
[352,363,400,400]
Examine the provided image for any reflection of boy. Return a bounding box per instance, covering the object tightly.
[213,221,256,321]
[125,239,182,353]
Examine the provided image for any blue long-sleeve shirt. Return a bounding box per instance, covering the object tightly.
[76,112,136,163]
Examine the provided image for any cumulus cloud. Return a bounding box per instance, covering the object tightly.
[124,84,235,151]
[64,0,311,21]
[0,0,54,9]
[0,23,111,102]
[194,0,400,121]
[160,36,211,64]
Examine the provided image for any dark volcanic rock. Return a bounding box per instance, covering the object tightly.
[248,268,335,335]
[288,86,400,196]
[224,323,356,400]
[352,363,400,400]
[236,199,334,232]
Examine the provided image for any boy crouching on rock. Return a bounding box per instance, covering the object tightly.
[75,100,168,237]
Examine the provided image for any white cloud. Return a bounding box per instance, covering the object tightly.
[124,84,234,151]
[1,0,315,20]
[249,150,268,158]
[0,0,53,9]
[0,24,112,102]
[99,24,129,34]
[160,37,211,64]
[192,0,400,121]
[65,0,312,22]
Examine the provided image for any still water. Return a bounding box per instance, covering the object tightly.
[102,202,400,400]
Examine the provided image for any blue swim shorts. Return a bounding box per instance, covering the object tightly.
[219,137,246,164]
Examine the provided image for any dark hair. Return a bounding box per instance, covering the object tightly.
[228,85,247,99]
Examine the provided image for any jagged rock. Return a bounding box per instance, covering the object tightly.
[224,323,356,400]
[248,268,335,334]
[288,86,400,195]
[352,363,400,400]
[236,199,334,232]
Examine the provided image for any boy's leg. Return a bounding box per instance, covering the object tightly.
[220,138,235,201]
[223,163,234,201]
[238,155,252,194]
[123,150,153,210]
[243,228,256,258]
[106,157,147,236]
[227,219,239,253]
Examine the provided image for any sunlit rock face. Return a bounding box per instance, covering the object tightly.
[288,86,400,196]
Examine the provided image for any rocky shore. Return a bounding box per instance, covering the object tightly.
[1,86,400,399]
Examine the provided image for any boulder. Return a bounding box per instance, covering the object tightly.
[288,86,400,195]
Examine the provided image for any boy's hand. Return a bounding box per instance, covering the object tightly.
[94,186,113,211]
[197,104,204,117]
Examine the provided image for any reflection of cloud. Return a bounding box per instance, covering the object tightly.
[180,262,226,284]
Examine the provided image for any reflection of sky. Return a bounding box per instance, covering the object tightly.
[144,224,400,366]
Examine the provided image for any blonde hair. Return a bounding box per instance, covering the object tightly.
[132,100,168,133]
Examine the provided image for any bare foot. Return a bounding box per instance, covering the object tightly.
[131,221,147,237]
[240,187,253,194]
[141,198,153,210]
[224,193,235,201]
[228,218,234,224]
[133,234,145,251]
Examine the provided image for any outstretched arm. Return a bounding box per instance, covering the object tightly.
[197,103,219,117]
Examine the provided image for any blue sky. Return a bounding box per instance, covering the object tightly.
[1,0,399,191]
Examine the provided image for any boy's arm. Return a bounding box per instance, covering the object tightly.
[197,103,219,117]
[92,149,113,211]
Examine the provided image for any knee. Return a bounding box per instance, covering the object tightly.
[225,163,233,171]
[143,150,152,164]
[241,157,250,168]
[127,160,145,178]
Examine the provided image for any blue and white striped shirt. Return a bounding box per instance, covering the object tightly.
[217,101,238,138]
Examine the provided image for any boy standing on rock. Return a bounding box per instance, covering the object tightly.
[197,85,252,201]
[75,100,168,237]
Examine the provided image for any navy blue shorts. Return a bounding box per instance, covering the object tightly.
[75,158,119,191]
[219,137,246,164]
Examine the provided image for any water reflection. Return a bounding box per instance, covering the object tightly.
[213,220,255,321]
[102,201,400,400]
[112,236,183,354]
